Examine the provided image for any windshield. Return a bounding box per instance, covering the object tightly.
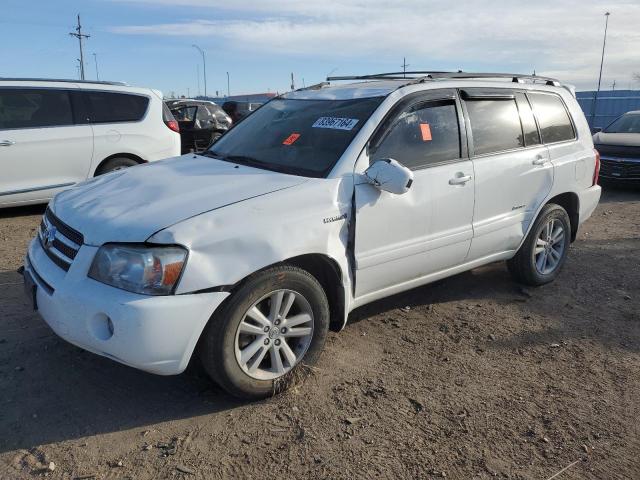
[207,97,383,177]
[604,113,640,134]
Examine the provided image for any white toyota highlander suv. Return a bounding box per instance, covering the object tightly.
[22,72,601,399]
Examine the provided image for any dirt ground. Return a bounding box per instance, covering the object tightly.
[0,185,638,480]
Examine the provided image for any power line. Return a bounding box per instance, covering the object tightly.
[69,14,90,80]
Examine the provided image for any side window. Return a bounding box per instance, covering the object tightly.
[465,98,524,155]
[172,106,196,122]
[371,99,461,170]
[0,89,73,129]
[83,91,149,123]
[515,93,541,146]
[528,92,575,143]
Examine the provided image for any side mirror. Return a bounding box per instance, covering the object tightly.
[364,159,414,195]
[592,127,602,134]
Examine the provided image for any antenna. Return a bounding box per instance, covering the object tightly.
[69,14,90,80]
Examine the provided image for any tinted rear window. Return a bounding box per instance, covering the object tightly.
[83,91,149,123]
[466,98,524,155]
[0,88,73,129]
[528,92,575,143]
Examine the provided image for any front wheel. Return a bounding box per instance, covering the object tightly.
[199,266,329,399]
[507,204,571,286]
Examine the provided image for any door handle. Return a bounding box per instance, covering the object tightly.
[532,155,549,166]
[0,140,15,147]
[449,174,472,185]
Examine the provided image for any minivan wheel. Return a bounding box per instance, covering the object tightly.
[199,266,329,399]
[507,204,571,286]
[96,157,139,175]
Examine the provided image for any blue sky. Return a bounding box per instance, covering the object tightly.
[2,0,639,97]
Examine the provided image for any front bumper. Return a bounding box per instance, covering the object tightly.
[24,237,229,375]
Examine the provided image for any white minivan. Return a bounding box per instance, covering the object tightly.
[0,78,181,208]
[22,72,601,399]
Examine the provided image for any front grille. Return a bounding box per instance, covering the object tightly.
[38,208,84,272]
[600,158,640,180]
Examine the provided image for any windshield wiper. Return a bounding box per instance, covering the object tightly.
[202,151,293,175]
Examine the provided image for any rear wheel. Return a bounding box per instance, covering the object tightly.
[507,204,571,286]
[96,157,139,175]
[199,266,329,399]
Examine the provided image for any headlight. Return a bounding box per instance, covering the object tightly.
[89,244,187,295]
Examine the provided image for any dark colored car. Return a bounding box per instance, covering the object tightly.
[167,100,232,153]
[593,111,640,182]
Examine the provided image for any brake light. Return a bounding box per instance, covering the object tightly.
[593,148,600,186]
[165,119,180,133]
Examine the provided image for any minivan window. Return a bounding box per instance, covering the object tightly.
[466,98,524,155]
[83,91,149,123]
[604,113,640,134]
[208,97,383,177]
[371,100,461,169]
[0,89,73,129]
[528,92,575,143]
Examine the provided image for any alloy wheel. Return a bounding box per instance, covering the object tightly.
[234,289,314,380]
[533,218,566,275]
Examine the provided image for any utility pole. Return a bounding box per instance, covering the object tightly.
[611,80,616,91]
[227,71,230,97]
[591,12,610,128]
[290,72,295,91]
[92,53,99,81]
[69,14,90,80]
[192,44,207,97]
[401,57,410,78]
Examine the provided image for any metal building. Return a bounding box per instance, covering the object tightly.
[576,90,640,130]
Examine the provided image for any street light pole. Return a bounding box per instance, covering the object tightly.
[92,53,99,81]
[192,44,207,97]
[591,12,610,129]
[226,71,230,97]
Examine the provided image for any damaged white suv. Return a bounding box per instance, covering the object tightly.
[22,72,601,399]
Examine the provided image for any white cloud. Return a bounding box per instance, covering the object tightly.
[107,0,640,89]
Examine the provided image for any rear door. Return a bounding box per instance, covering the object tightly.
[0,87,93,205]
[354,90,475,298]
[462,89,553,260]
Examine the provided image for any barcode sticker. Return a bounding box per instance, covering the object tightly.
[312,117,359,131]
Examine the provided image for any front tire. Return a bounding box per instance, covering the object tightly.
[199,266,329,399]
[507,204,571,286]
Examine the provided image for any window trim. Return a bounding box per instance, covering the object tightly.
[525,90,577,146]
[0,87,76,131]
[514,92,542,148]
[367,89,468,171]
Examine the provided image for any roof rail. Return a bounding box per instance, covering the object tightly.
[0,77,129,86]
[327,71,561,87]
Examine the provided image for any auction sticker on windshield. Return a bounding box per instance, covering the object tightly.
[312,117,359,130]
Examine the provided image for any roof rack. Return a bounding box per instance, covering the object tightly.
[326,71,561,87]
[0,78,129,86]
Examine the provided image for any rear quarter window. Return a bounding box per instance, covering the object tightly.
[83,91,149,123]
[528,92,575,143]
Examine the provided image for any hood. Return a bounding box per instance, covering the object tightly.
[51,155,307,245]
[593,131,640,147]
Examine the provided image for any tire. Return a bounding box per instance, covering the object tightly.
[199,265,330,399]
[507,203,571,286]
[96,157,139,175]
